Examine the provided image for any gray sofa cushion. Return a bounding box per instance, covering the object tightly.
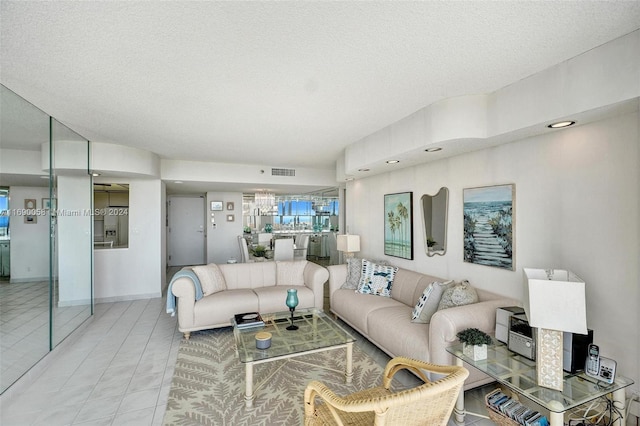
[253,285,314,313]
[194,289,258,327]
[367,305,431,362]
[330,288,399,334]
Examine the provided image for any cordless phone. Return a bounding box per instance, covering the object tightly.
[585,344,600,376]
[585,343,617,384]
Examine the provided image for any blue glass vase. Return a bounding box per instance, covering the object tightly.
[285,289,299,330]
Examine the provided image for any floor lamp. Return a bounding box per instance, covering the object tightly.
[523,268,588,391]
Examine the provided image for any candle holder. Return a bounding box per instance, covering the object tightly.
[285,288,299,331]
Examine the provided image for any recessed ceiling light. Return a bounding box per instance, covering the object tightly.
[174,181,183,184]
[345,177,354,181]
[91,172,101,177]
[547,121,576,129]
[424,147,442,152]
[358,168,370,172]
[40,175,49,179]
[386,160,400,164]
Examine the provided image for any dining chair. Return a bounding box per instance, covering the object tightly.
[294,234,309,261]
[238,235,252,263]
[273,238,294,261]
[258,232,272,248]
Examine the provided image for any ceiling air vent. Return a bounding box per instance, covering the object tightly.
[272,168,296,177]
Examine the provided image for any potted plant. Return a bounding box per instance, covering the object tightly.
[427,237,437,252]
[252,244,267,259]
[456,328,492,361]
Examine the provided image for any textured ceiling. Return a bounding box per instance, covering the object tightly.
[2,1,640,171]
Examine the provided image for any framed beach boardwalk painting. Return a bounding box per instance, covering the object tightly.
[384,192,413,260]
[463,184,515,270]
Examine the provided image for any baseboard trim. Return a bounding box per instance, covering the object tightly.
[95,292,162,304]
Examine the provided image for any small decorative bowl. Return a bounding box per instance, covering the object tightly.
[255,331,272,349]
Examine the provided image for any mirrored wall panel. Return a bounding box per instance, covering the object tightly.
[421,187,448,256]
[0,84,93,393]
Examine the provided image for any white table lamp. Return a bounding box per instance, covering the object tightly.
[523,268,587,391]
[337,234,360,259]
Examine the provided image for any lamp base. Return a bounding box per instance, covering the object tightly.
[536,328,564,391]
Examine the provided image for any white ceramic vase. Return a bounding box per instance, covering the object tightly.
[463,343,487,361]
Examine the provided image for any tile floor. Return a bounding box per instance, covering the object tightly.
[0,264,567,426]
[1,277,92,391]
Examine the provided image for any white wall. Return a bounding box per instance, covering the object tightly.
[8,186,49,282]
[205,191,244,264]
[94,178,163,301]
[57,175,92,305]
[347,111,639,393]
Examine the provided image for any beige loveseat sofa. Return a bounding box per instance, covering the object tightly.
[171,260,328,339]
[328,263,517,389]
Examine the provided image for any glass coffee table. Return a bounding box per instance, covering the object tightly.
[232,308,356,408]
[447,342,634,425]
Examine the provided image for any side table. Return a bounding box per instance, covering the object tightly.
[446,342,634,426]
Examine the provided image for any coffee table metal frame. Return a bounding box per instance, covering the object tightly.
[232,308,355,408]
[446,342,634,426]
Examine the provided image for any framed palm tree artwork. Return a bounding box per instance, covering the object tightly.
[384,192,413,260]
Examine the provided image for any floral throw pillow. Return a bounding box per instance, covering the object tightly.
[437,280,478,311]
[356,259,398,297]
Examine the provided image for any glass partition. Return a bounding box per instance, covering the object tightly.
[0,84,93,393]
[50,119,92,347]
[0,85,51,392]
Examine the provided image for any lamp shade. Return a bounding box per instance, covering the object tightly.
[337,234,360,253]
[523,268,587,334]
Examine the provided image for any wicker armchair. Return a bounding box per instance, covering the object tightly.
[304,356,469,426]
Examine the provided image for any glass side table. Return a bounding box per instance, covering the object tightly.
[446,342,634,425]
[232,308,356,408]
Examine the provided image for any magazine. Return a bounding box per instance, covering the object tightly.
[234,312,265,328]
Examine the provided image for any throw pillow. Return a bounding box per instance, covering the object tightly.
[411,280,454,323]
[276,260,307,286]
[192,263,227,296]
[437,280,479,311]
[341,257,390,290]
[356,259,398,297]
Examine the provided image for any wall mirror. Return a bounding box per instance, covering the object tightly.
[421,187,448,257]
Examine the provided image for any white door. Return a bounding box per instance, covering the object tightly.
[168,196,206,266]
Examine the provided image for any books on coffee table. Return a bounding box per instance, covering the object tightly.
[234,312,264,329]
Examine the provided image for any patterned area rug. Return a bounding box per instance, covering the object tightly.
[163,327,389,425]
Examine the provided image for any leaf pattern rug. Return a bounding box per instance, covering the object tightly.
[163,327,390,425]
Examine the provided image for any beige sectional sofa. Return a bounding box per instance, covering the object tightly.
[328,263,518,389]
[170,260,328,339]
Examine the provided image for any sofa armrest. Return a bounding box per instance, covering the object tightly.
[428,298,519,366]
[303,261,329,310]
[327,264,347,297]
[172,277,197,330]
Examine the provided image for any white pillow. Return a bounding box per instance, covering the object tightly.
[276,260,307,286]
[192,264,227,296]
[411,280,454,324]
